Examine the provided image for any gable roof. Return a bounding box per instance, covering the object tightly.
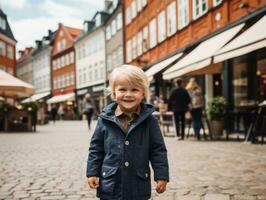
[64,25,81,39]
[0,8,16,41]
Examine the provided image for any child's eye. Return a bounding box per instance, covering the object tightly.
[132,88,140,92]
[118,88,126,91]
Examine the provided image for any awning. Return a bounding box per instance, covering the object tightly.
[21,92,50,103]
[145,52,183,81]
[0,70,34,97]
[46,92,75,104]
[163,23,245,80]
[214,15,266,63]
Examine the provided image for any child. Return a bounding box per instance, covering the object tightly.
[86,65,169,200]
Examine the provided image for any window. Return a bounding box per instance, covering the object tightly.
[137,0,142,12]
[116,13,122,30]
[52,60,56,70]
[126,6,131,25]
[149,18,157,48]
[0,17,6,30]
[118,46,123,64]
[167,1,177,36]
[142,26,148,52]
[126,39,132,63]
[131,1,137,19]
[70,72,75,85]
[158,10,166,43]
[213,0,222,7]
[0,41,5,56]
[178,0,189,29]
[70,52,74,63]
[66,54,70,66]
[62,39,66,50]
[112,51,117,68]
[106,25,111,40]
[142,0,147,7]
[57,42,61,52]
[137,31,143,56]
[193,0,208,20]
[61,56,65,67]
[7,45,13,59]
[111,20,116,36]
[132,35,137,59]
[95,14,101,27]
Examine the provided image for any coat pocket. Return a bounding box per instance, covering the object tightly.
[136,168,151,196]
[100,166,119,193]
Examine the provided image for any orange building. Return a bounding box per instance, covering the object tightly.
[47,23,81,119]
[0,8,16,76]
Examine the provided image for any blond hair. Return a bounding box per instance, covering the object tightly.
[186,77,199,90]
[109,64,149,100]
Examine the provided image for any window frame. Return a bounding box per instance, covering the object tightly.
[158,10,166,43]
[149,18,157,49]
[193,0,208,20]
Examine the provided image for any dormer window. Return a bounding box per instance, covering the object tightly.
[83,22,88,31]
[95,14,101,27]
[0,17,6,30]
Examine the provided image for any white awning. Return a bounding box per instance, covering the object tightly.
[163,23,245,80]
[214,15,266,63]
[145,52,183,80]
[46,92,75,104]
[21,92,50,103]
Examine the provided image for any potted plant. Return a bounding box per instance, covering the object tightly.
[207,97,227,139]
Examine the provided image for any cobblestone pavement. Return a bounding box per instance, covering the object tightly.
[0,121,266,200]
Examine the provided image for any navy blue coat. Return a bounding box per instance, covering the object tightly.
[86,102,169,200]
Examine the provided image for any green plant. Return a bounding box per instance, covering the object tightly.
[207,97,227,121]
[21,101,39,112]
[0,101,13,120]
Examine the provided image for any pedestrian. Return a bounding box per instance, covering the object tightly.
[83,93,94,130]
[86,65,169,200]
[51,104,58,123]
[58,105,64,120]
[168,78,191,140]
[186,78,204,140]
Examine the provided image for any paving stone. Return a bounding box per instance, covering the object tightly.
[204,194,230,200]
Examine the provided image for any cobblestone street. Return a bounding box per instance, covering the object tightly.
[0,120,266,200]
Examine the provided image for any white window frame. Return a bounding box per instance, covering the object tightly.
[132,35,137,59]
[158,10,166,43]
[116,13,122,30]
[0,41,6,56]
[137,31,143,56]
[126,6,132,25]
[111,20,117,36]
[70,52,74,63]
[167,1,177,36]
[178,0,190,29]
[193,0,208,20]
[142,0,147,8]
[7,45,13,59]
[142,26,148,52]
[213,0,222,7]
[137,0,142,12]
[149,18,157,48]
[126,39,132,63]
[131,0,137,19]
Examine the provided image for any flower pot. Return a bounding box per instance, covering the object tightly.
[210,120,224,139]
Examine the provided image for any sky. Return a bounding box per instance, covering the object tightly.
[0,0,104,52]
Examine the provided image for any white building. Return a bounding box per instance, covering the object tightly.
[75,11,109,113]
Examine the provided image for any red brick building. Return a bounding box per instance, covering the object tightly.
[0,8,16,76]
[49,23,81,98]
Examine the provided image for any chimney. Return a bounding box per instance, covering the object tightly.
[35,40,42,49]
[18,50,24,58]
[104,0,113,12]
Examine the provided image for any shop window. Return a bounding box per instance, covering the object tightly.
[158,10,166,43]
[178,0,189,29]
[167,1,177,36]
[193,0,208,20]
[232,55,248,106]
[256,49,266,102]
[149,18,157,48]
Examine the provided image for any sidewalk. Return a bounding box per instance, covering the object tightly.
[0,120,265,200]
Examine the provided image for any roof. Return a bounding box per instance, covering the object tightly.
[0,8,16,41]
[65,25,81,39]
[17,47,34,63]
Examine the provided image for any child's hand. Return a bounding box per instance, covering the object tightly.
[156,180,167,193]
[87,176,99,189]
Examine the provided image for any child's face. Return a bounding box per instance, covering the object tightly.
[114,76,144,113]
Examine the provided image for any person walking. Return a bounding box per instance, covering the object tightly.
[86,65,169,200]
[83,94,94,130]
[186,78,204,140]
[168,78,191,140]
[50,104,58,123]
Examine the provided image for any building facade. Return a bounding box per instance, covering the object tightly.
[123,0,266,101]
[75,11,109,113]
[16,47,34,84]
[0,8,16,75]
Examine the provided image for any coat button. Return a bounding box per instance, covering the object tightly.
[102,172,106,176]
[125,141,129,145]
[145,173,148,178]
[125,161,129,167]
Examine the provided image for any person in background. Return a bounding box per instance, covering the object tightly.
[86,65,169,200]
[168,78,191,140]
[83,94,94,130]
[51,104,58,123]
[186,78,204,140]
